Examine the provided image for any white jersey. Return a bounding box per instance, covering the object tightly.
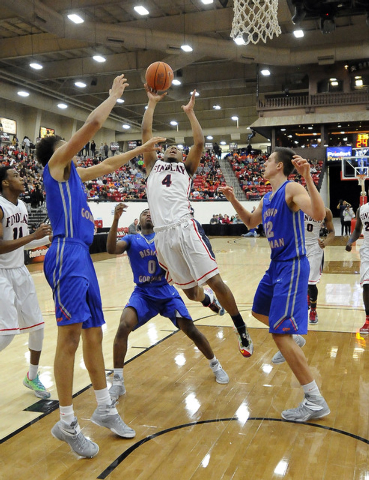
[304,213,322,253]
[146,159,192,228]
[0,196,29,268]
[359,203,369,249]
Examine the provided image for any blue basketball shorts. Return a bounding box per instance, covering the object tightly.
[44,238,105,329]
[126,283,192,330]
[252,256,309,335]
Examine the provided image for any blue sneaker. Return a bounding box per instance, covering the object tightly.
[23,373,51,399]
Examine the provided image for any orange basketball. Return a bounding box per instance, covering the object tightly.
[145,62,173,92]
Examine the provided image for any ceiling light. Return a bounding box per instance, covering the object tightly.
[190,91,200,96]
[288,135,293,138]
[116,98,125,103]
[206,135,213,140]
[231,116,239,121]
[340,131,345,134]
[93,55,106,63]
[220,141,226,145]
[213,105,221,110]
[234,36,246,45]
[57,103,68,109]
[75,81,86,88]
[122,124,130,129]
[293,30,304,38]
[331,81,339,86]
[30,62,43,70]
[172,79,182,86]
[177,144,184,149]
[170,120,178,126]
[330,78,337,81]
[134,6,149,15]
[201,0,213,4]
[308,126,313,130]
[356,79,363,87]
[355,76,362,79]
[280,128,286,131]
[181,44,193,52]
[17,91,29,97]
[261,69,270,76]
[67,14,84,24]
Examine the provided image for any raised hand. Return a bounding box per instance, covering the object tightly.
[140,136,166,153]
[144,83,167,103]
[181,90,196,114]
[114,203,128,221]
[218,185,236,201]
[291,155,310,179]
[109,74,129,100]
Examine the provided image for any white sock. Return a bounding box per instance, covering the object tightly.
[209,356,218,367]
[302,380,321,397]
[28,364,38,381]
[113,368,124,383]
[95,388,118,414]
[60,405,75,425]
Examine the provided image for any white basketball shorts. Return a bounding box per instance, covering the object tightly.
[154,217,219,289]
[306,245,324,285]
[0,266,44,335]
[360,246,369,286]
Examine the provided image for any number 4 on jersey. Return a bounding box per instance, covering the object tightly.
[162,174,172,188]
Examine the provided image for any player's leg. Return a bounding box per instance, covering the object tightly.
[360,283,369,333]
[83,326,136,439]
[23,328,51,399]
[182,283,224,315]
[110,307,138,400]
[177,317,229,384]
[273,334,330,422]
[0,334,15,351]
[308,284,318,324]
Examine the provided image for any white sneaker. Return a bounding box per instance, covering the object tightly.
[51,417,99,458]
[91,402,135,438]
[210,360,229,384]
[109,374,126,401]
[272,334,306,364]
[281,394,330,422]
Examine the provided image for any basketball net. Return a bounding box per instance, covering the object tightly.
[357,174,368,205]
[230,0,281,45]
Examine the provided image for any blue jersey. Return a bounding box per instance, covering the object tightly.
[123,232,167,287]
[43,162,95,245]
[262,180,306,261]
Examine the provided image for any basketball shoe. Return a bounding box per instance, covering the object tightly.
[234,326,254,357]
[109,374,126,401]
[281,394,330,422]
[360,321,369,334]
[91,402,136,438]
[271,334,306,364]
[209,360,229,384]
[204,288,225,315]
[23,372,51,399]
[51,417,99,458]
[309,309,318,324]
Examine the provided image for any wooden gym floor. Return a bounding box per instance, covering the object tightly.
[1,235,368,480]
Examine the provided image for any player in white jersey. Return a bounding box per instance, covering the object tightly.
[0,166,52,398]
[142,86,253,358]
[305,208,335,324]
[346,202,369,333]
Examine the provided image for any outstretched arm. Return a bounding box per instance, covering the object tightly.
[181,90,204,176]
[106,203,129,255]
[142,85,167,174]
[49,75,129,179]
[77,136,165,182]
[218,185,263,229]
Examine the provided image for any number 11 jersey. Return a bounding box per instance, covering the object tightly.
[146,160,192,228]
[0,196,29,268]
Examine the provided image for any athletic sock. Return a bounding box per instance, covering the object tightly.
[28,363,38,381]
[201,294,211,307]
[60,405,75,425]
[231,313,245,330]
[209,356,218,367]
[95,388,117,414]
[302,380,321,397]
[113,368,124,382]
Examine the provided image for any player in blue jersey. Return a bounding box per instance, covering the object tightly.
[220,147,330,422]
[35,73,165,458]
[106,205,229,400]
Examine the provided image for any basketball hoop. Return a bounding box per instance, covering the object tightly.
[230,0,281,45]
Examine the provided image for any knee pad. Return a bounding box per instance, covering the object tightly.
[28,328,44,351]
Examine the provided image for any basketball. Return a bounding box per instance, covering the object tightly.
[145,62,173,92]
